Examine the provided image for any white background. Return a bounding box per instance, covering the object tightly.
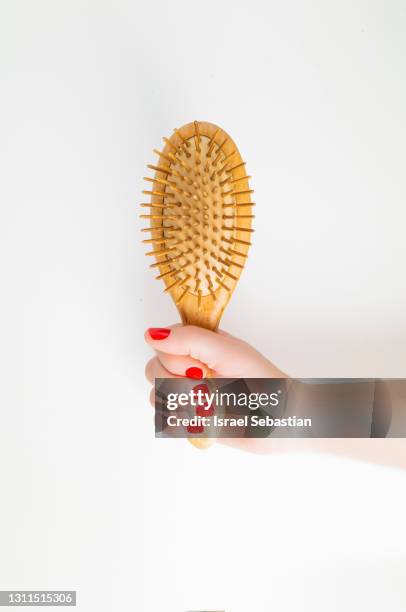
[1,1,406,610]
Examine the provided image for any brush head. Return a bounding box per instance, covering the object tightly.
[141,121,254,330]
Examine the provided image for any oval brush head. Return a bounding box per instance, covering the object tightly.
[141,120,254,331]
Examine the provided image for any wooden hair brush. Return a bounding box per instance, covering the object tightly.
[141,120,254,330]
[141,121,254,448]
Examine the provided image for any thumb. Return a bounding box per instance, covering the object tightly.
[144,325,275,377]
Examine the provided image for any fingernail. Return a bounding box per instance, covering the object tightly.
[186,367,203,379]
[187,424,205,434]
[196,405,215,418]
[148,328,171,340]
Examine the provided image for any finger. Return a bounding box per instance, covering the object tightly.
[149,387,155,407]
[145,356,179,384]
[145,325,242,372]
[155,351,207,379]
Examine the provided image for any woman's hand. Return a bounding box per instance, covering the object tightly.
[144,324,286,451]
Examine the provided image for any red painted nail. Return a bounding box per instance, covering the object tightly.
[186,367,203,379]
[187,424,205,434]
[196,404,215,418]
[148,328,171,340]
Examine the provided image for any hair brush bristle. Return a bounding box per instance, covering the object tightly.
[141,120,254,330]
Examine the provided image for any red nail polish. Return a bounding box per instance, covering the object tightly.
[196,404,215,418]
[186,367,203,379]
[148,328,171,340]
[187,424,205,434]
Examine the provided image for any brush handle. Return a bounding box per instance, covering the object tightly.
[188,327,217,450]
[178,296,225,331]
